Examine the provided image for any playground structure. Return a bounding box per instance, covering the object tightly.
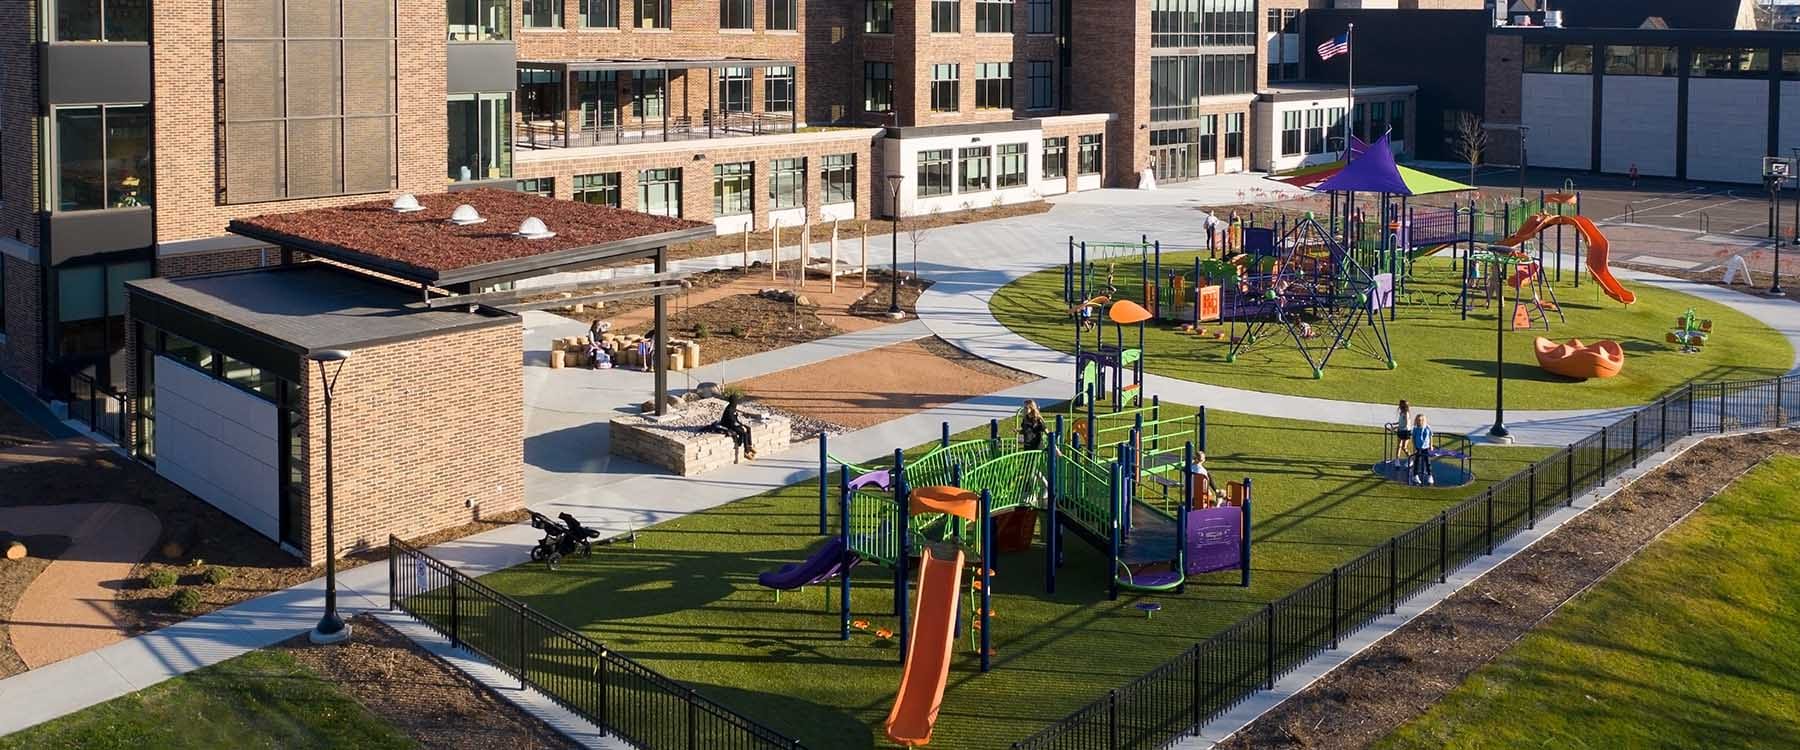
[1214,216,1397,379]
[1373,430,1476,488]
[1460,247,1565,332]
[1668,308,1713,353]
[1072,297,1150,410]
[1534,337,1625,380]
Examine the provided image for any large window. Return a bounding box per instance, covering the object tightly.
[1027,0,1052,33]
[768,0,797,30]
[579,0,615,28]
[636,0,669,28]
[1223,112,1243,159]
[52,105,153,211]
[1389,101,1405,141]
[517,177,553,197]
[1264,9,1299,81]
[1786,51,1800,80]
[1028,60,1054,110]
[53,0,150,41]
[1195,115,1216,162]
[1604,45,1676,76]
[1077,134,1101,175]
[917,149,953,197]
[721,0,752,28]
[720,67,752,113]
[1152,0,1253,48]
[574,172,621,207]
[575,70,618,129]
[447,93,512,182]
[976,0,1012,33]
[1369,101,1386,139]
[771,157,806,209]
[221,0,397,203]
[523,0,560,28]
[633,70,666,117]
[639,167,682,217]
[865,62,894,114]
[976,62,1012,109]
[53,258,150,393]
[765,67,795,113]
[1523,43,1593,74]
[931,0,959,33]
[1151,53,1252,121]
[996,143,1026,188]
[1280,111,1301,156]
[1304,109,1325,154]
[1042,136,1067,178]
[931,64,961,112]
[959,147,991,193]
[450,0,510,39]
[1691,48,1771,79]
[822,154,856,204]
[865,0,893,32]
[714,162,754,216]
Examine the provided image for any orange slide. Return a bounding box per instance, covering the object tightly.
[884,545,965,747]
[1492,214,1635,305]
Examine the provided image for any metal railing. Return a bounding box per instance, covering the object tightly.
[1013,374,1797,750]
[68,372,126,443]
[389,538,804,750]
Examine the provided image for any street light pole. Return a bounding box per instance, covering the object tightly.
[885,174,905,318]
[308,348,354,645]
[1487,261,1511,441]
[1517,126,1529,199]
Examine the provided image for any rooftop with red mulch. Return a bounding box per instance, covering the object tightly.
[229,189,710,283]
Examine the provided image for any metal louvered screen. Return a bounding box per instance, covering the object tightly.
[220,0,397,203]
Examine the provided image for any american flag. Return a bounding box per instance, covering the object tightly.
[1317,32,1350,61]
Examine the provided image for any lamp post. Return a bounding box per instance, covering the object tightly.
[885,173,905,318]
[1487,271,1511,442]
[308,348,353,645]
[1517,126,1529,199]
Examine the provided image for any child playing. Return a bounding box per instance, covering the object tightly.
[1409,414,1434,486]
[1392,399,1412,463]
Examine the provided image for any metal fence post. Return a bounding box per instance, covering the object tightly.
[1264,604,1277,689]
[1565,445,1576,505]
[1191,647,1203,732]
[1659,397,1669,451]
[1330,567,1341,649]
[387,538,397,611]
[1108,689,1120,749]
[688,692,699,750]
[1485,492,1495,555]
[1686,383,1695,435]
[1719,384,1727,434]
[1438,514,1448,583]
[597,652,609,732]
[1631,412,1640,468]
[1387,538,1398,613]
[1599,428,1609,483]
[1527,465,1537,529]
[519,605,530,690]
[449,577,461,648]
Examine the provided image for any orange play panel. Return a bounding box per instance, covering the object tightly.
[908,485,979,520]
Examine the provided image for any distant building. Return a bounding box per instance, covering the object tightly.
[1499,0,1760,30]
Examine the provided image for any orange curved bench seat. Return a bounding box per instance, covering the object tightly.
[1534,337,1624,379]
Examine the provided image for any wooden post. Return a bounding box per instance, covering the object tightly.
[770,219,780,282]
[742,228,750,270]
[801,221,812,288]
[830,220,840,294]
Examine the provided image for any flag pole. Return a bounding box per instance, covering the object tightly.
[1345,23,1355,157]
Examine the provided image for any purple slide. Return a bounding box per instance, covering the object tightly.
[759,537,860,590]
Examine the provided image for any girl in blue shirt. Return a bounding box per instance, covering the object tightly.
[1410,415,1434,486]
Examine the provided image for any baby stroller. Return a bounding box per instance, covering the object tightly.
[528,511,635,569]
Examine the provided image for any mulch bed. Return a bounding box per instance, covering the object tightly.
[847,274,930,319]
[282,614,581,750]
[1218,429,1800,749]
[627,293,842,363]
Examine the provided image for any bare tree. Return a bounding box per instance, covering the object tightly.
[905,207,938,283]
[1451,111,1489,186]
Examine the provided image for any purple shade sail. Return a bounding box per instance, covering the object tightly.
[1313,133,1411,196]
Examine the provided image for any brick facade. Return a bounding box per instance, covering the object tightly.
[150,0,452,244]
[1484,33,1525,165]
[1070,0,1148,186]
[296,321,525,564]
[514,129,881,225]
[0,254,43,390]
[157,247,287,279]
[0,2,41,249]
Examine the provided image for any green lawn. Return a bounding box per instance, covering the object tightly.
[481,405,1551,749]
[991,256,1791,409]
[1378,455,1800,749]
[0,649,413,750]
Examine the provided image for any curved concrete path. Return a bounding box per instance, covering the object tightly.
[907,186,1800,446]
[4,502,161,669]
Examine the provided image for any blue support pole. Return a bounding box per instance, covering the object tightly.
[1046,437,1060,594]
[1065,236,1074,304]
[989,417,1000,447]
[941,421,950,448]
[1199,404,1209,453]
[980,489,994,673]
[818,435,829,535]
[1151,395,1161,455]
[1176,486,1189,595]
[895,448,910,663]
[840,466,851,640]
[1108,462,1122,601]
[1241,477,1254,588]
[1118,440,1133,540]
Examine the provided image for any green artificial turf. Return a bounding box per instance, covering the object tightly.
[1378,455,1800,750]
[990,256,1792,409]
[0,649,414,750]
[481,405,1551,749]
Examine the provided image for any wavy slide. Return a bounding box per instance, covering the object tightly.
[1492,214,1635,305]
[884,544,965,748]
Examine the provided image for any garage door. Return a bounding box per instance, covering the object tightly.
[153,355,281,540]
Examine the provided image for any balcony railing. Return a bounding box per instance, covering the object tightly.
[517,109,799,150]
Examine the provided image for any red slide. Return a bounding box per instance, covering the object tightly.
[1492,214,1635,305]
[884,545,965,747]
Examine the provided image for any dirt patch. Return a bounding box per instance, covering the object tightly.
[736,336,1039,431]
[628,293,842,364]
[664,201,1053,262]
[282,614,581,750]
[1218,429,1800,750]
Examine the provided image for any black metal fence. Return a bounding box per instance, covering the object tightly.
[1012,374,1797,750]
[68,372,126,443]
[388,537,804,750]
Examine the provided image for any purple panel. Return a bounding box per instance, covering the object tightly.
[1185,507,1243,574]
[1369,273,1394,311]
